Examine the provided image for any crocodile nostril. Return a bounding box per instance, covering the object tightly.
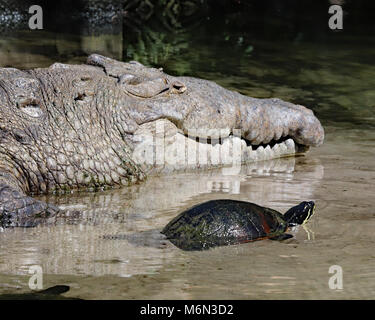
[16,97,43,118]
[16,97,39,108]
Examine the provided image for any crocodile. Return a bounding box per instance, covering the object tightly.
[0,54,324,228]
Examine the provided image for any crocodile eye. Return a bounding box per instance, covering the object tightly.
[118,74,136,84]
[172,81,187,93]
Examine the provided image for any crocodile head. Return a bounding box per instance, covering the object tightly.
[0,54,324,195]
[85,55,324,173]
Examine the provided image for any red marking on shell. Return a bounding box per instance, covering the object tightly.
[258,212,271,234]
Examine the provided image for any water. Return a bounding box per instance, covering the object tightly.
[0,15,375,299]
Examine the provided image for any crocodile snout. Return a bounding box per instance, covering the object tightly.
[239,97,324,148]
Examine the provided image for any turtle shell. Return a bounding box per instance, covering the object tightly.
[162,199,288,250]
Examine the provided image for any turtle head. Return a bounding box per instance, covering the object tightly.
[284,201,315,226]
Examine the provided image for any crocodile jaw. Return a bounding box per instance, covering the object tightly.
[129,119,309,174]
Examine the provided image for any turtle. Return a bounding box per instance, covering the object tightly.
[161,199,315,251]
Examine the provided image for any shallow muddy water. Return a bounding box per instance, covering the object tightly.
[0,14,375,299]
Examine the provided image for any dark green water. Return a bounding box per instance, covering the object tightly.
[0,14,374,299]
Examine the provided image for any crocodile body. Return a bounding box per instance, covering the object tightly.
[0,54,324,227]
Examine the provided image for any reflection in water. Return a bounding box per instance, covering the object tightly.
[0,157,322,278]
[0,30,124,69]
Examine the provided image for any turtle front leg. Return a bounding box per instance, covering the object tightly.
[0,173,59,228]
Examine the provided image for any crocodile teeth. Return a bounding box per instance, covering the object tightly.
[279,142,288,154]
[264,145,272,158]
[285,138,295,153]
[272,143,280,156]
[256,146,265,160]
[131,120,304,173]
